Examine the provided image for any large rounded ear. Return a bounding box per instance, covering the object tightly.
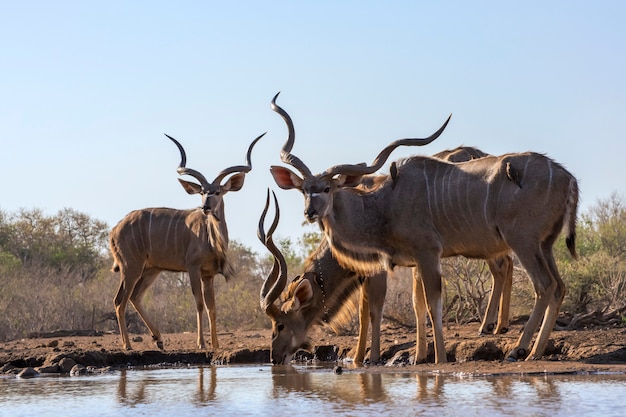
[222,172,246,193]
[270,166,304,190]
[292,279,314,310]
[336,173,364,188]
[178,178,202,195]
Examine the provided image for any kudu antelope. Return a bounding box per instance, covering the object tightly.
[269,93,578,363]
[259,147,512,366]
[109,132,264,351]
[259,186,387,365]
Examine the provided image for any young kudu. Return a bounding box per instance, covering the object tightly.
[259,187,385,365]
[109,132,264,351]
[269,93,578,363]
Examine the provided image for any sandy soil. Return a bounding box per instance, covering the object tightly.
[1,322,625,376]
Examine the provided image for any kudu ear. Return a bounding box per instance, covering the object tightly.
[270,166,303,190]
[292,278,314,310]
[336,174,364,188]
[178,178,202,195]
[221,172,246,193]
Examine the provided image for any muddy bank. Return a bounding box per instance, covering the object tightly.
[1,323,625,377]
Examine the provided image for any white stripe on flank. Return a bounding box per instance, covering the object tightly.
[456,168,473,232]
[483,183,491,224]
[147,209,154,254]
[440,166,458,234]
[131,220,142,258]
[432,163,440,220]
[465,173,474,227]
[165,213,175,245]
[544,158,553,204]
[422,160,433,219]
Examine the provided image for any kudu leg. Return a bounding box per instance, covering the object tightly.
[527,246,566,359]
[129,268,164,349]
[507,248,560,361]
[496,256,513,334]
[368,273,387,364]
[113,265,143,350]
[415,260,446,364]
[412,270,428,364]
[355,273,387,365]
[202,276,219,349]
[480,255,513,335]
[354,281,370,365]
[188,269,207,349]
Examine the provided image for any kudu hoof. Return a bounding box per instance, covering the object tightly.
[151,335,164,350]
[506,348,526,362]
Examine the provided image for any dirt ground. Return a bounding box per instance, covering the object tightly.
[1,321,625,376]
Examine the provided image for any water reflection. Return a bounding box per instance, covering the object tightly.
[415,373,444,402]
[115,366,217,406]
[270,365,389,403]
[2,365,625,416]
[195,366,217,403]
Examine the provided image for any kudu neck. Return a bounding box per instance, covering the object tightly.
[302,241,361,327]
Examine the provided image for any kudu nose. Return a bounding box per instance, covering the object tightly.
[305,207,317,220]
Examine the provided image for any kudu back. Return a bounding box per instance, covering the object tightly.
[109,132,264,351]
[269,93,578,363]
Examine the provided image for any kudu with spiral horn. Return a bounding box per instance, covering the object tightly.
[109,132,264,351]
[259,146,516,366]
[269,93,578,363]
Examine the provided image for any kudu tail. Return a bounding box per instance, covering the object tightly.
[109,235,121,273]
[564,178,579,260]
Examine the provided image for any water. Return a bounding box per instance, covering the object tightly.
[2,365,626,417]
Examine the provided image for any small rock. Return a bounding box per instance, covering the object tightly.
[18,367,39,378]
[58,357,77,373]
[70,364,87,376]
[132,336,143,343]
[47,340,59,348]
[37,365,60,374]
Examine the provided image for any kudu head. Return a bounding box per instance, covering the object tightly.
[268,92,451,223]
[165,133,265,217]
[258,189,316,365]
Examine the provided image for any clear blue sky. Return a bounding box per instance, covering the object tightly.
[2,1,624,255]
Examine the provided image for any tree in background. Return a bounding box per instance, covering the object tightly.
[1,193,625,342]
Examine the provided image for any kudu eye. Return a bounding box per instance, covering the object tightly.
[323,187,330,193]
[277,324,285,332]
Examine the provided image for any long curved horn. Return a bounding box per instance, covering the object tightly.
[320,114,452,178]
[165,134,210,186]
[258,189,287,319]
[271,92,313,178]
[212,132,266,186]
